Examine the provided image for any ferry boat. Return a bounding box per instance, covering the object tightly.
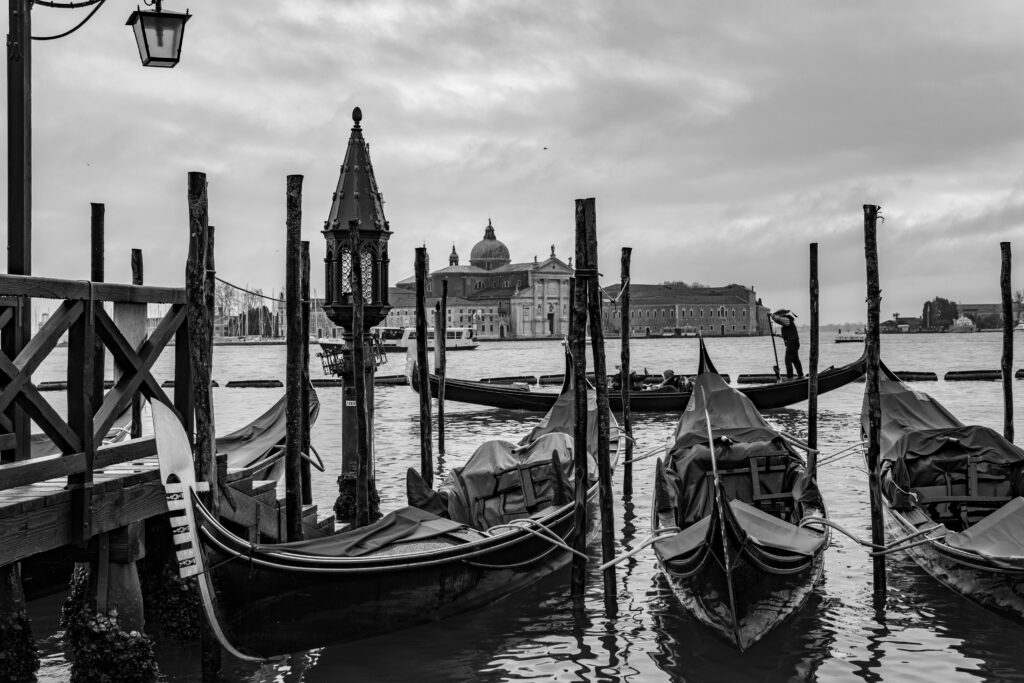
[319,326,479,354]
[948,316,976,333]
[834,329,866,344]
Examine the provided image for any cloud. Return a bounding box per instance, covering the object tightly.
[5,0,1024,324]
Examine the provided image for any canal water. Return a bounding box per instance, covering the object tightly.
[27,332,1024,682]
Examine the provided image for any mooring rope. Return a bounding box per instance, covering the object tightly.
[597,527,681,571]
[817,442,864,467]
[799,516,946,556]
[486,518,588,560]
[622,443,667,465]
[214,276,287,303]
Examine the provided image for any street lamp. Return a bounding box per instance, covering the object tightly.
[126,1,191,68]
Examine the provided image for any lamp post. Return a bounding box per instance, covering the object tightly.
[324,107,392,523]
[4,0,191,463]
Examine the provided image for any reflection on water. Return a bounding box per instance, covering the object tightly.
[28,334,1024,682]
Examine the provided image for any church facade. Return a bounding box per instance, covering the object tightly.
[379,220,769,340]
[385,220,574,339]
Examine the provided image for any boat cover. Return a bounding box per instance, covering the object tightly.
[946,496,1024,568]
[265,506,467,558]
[518,389,602,448]
[662,372,817,527]
[439,431,593,530]
[219,387,321,472]
[654,499,824,562]
[867,374,1024,500]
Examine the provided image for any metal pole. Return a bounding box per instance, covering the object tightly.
[863,204,887,605]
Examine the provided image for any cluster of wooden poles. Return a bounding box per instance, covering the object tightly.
[393,202,1016,606]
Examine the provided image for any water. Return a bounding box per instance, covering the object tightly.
[27,332,1024,682]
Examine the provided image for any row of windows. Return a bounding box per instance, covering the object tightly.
[605,307,749,320]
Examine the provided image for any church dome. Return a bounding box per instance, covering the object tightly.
[469,219,511,270]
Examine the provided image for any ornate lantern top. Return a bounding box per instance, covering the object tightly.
[322,108,393,332]
[325,107,391,236]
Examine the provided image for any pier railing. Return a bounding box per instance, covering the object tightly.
[0,273,191,543]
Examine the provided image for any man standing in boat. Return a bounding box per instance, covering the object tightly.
[771,309,804,380]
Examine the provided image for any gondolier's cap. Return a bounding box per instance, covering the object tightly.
[772,309,796,319]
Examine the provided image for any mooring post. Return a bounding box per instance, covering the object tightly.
[300,240,313,505]
[620,247,634,496]
[351,233,372,528]
[580,198,616,599]
[1000,242,1014,442]
[570,202,591,598]
[130,248,144,438]
[285,175,304,541]
[807,243,819,474]
[436,279,448,457]
[415,247,433,486]
[863,204,887,605]
[186,173,221,683]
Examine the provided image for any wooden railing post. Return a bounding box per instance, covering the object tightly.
[67,298,96,542]
[130,249,144,439]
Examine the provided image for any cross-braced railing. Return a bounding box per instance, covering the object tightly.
[0,274,192,541]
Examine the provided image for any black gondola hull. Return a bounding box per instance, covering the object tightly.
[418,352,865,412]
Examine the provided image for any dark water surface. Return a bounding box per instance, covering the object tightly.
[28,332,1024,682]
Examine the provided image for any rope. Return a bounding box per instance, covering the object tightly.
[622,443,667,465]
[32,0,106,40]
[597,527,680,571]
[486,518,588,560]
[817,442,864,467]
[214,276,286,303]
[33,0,103,6]
[799,516,945,555]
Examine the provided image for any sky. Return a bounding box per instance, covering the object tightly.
[7,0,1024,325]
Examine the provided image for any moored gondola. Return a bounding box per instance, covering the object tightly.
[650,339,829,650]
[413,348,866,413]
[152,375,621,658]
[862,361,1024,621]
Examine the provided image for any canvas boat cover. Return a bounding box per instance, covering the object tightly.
[219,387,321,471]
[654,498,825,563]
[945,496,1024,568]
[518,388,604,448]
[865,374,1024,499]
[265,506,467,558]
[661,372,818,528]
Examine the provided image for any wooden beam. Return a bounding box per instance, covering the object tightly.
[0,274,185,304]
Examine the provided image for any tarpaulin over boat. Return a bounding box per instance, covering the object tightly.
[439,431,593,530]
[219,387,320,472]
[946,496,1024,568]
[663,372,816,527]
[264,506,466,557]
[519,389,602,447]
[866,373,1024,500]
[654,498,825,563]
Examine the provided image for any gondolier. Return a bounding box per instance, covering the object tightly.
[771,309,803,380]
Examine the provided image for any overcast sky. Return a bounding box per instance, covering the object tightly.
[7,0,1024,324]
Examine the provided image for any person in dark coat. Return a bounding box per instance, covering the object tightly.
[771,309,803,379]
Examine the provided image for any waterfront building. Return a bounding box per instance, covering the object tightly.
[598,283,771,337]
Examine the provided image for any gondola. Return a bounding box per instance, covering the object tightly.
[650,338,829,650]
[153,369,621,658]
[413,349,866,412]
[862,361,1024,621]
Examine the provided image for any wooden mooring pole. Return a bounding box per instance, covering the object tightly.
[436,279,448,457]
[620,247,633,497]
[1000,242,1014,442]
[351,232,372,528]
[415,247,433,486]
[580,198,616,599]
[569,267,588,597]
[807,243,819,472]
[863,205,886,605]
[186,171,221,682]
[300,241,313,505]
[285,175,304,540]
